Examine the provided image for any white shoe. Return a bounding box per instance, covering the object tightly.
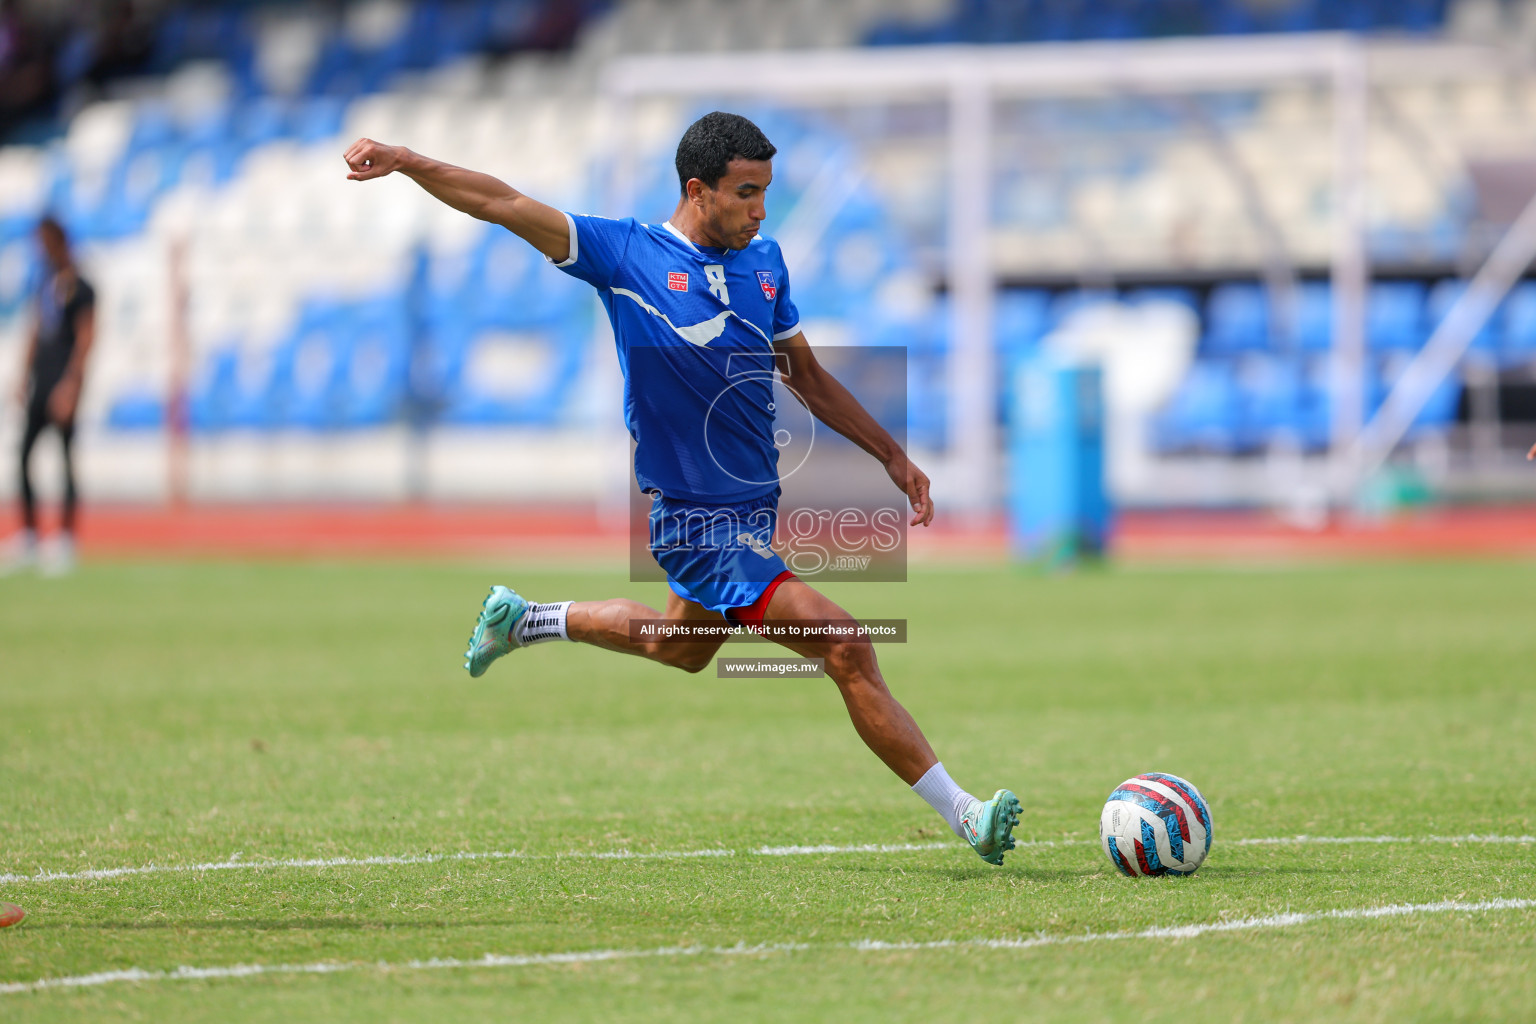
[41,533,76,577]
[2,530,38,576]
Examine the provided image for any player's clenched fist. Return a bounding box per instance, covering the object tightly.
[344,138,406,180]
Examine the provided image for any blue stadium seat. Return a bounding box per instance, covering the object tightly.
[1151,359,1240,454]
[1366,281,1425,352]
[106,391,165,430]
[426,1,488,64]
[188,347,242,433]
[1237,354,1305,450]
[333,328,410,428]
[1047,288,1115,333]
[235,98,290,148]
[1499,281,1536,368]
[1375,354,1461,439]
[996,288,1050,355]
[487,0,546,50]
[48,170,114,241]
[293,97,347,143]
[1125,286,1199,314]
[1286,281,1332,352]
[441,320,587,427]
[1394,0,1451,32]
[0,225,39,315]
[1204,282,1269,355]
[1426,279,1498,365]
[416,316,475,407]
[1294,354,1334,451]
[128,102,180,152]
[261,336,325,430]
[216,349,275,431]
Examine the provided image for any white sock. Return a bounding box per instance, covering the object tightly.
[516,601,573,646]
[911,762,979,841]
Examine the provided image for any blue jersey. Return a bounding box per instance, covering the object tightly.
[550,214,801,504]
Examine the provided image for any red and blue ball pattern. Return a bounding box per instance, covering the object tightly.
[1099,772,1212,877]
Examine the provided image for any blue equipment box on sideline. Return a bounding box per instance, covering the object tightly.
[1008,354,1111,564]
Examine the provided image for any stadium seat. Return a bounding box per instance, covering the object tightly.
[1236,354,1305,450]
[442,320,588,427]
[1047,289,1116,333]
[1151,359,1241,454]
[0,227,38,315]
[333,326,411,428]
[106,388,167,430]
[1204,282,1269,355]
[995,289,1050,355]
[235,98,290,148]
[1366,281,1426,352]
[293,96,347,143]
[1426,279,1499,365]
[188,347,242,432]
[1292,355,1334,452]
[1375,353,1461,440]
[1287,281,1332,352]
[1499,281,1536,368]
[1125,287,1199,315]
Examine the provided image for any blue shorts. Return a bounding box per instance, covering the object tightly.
[648,489,790,614]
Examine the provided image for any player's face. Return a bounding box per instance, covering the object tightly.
[701,158,771,250]
[37,226,68,270]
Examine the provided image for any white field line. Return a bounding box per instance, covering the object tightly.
[1,834,1530,887]
[2,897,1532,996]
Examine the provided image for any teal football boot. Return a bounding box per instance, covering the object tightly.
[464,586,529,678]
[959,789,1022,865]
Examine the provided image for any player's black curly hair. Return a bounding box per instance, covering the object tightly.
[37,213,67,241]
[674,111,776,194]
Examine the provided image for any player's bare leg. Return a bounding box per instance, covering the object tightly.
[759,577,1019,863]
[753,578,933,782]
[565,590,728,673]
[465,586,727,677]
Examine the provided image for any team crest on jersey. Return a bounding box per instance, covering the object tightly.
[667,271,689,292]
[756,270,777,301]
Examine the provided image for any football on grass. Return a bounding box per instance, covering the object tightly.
[1100,772,1213,877]
[0,902,25,928]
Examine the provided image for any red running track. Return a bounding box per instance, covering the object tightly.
[4,504,1536,562]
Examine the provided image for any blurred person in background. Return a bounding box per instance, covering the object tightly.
[6,215,94,575]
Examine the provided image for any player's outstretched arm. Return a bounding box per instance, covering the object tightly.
[774,330,935,527]
[342,138,570,263]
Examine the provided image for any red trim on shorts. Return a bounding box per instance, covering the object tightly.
[727,570,797,628]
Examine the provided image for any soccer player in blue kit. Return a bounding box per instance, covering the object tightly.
[343,112,1020,863]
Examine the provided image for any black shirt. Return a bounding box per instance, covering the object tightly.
[31,269,95,394]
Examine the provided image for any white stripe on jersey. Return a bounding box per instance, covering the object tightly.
[610,287,772,347]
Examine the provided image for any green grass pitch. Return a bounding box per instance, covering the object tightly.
[1,557,1533,1021]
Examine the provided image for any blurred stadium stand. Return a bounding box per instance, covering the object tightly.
[3,0,1536,511]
